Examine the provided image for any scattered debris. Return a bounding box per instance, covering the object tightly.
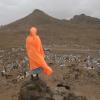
[0,48,100,100]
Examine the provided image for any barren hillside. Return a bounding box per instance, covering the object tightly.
[0,9,100,49]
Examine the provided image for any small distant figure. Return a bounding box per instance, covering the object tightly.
[1,66,8,79]
[26,26,53,80]
[19,58,24,73]
[84,56,94,69]
[1,66,6,77]
[18,57,28,77]
[12,61,18,69]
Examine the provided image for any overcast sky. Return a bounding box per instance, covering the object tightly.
[0,0,100,25]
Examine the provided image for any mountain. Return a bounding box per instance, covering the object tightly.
[70,14,100,25]
[1,9,61,31]
[0,9,100,49]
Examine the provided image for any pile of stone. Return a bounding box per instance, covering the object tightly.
[19,79,87,100]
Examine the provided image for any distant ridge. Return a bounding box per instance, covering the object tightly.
[2,9,61,29]
[70,14,100,24]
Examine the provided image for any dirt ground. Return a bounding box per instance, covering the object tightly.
[0,47,100,100]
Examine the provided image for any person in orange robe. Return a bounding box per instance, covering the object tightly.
[26,27,53,79]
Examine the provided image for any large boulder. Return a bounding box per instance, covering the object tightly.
[18,79,54,100]
[18,79,87,100]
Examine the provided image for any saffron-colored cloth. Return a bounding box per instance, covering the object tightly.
[26,27,53,76]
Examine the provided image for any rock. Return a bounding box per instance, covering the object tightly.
[18,79,54,100]
[63,93,87,100]
[57,83,71,90]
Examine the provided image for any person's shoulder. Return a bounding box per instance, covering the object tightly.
[26,36,29,41]
[36,36,41,41]
[36,35,39,39]
[26,36,32,42]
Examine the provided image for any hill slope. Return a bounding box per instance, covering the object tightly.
[0,9,100,49]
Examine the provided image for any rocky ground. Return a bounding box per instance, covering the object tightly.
[0,47,100,100]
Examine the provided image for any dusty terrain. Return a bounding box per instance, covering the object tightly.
[0,47,100,100]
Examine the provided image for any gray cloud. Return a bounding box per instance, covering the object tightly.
[0,0,100,25]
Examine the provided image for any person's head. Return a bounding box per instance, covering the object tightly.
[30,27,37,36]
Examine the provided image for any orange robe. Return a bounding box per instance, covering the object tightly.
[26,27,53,76]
